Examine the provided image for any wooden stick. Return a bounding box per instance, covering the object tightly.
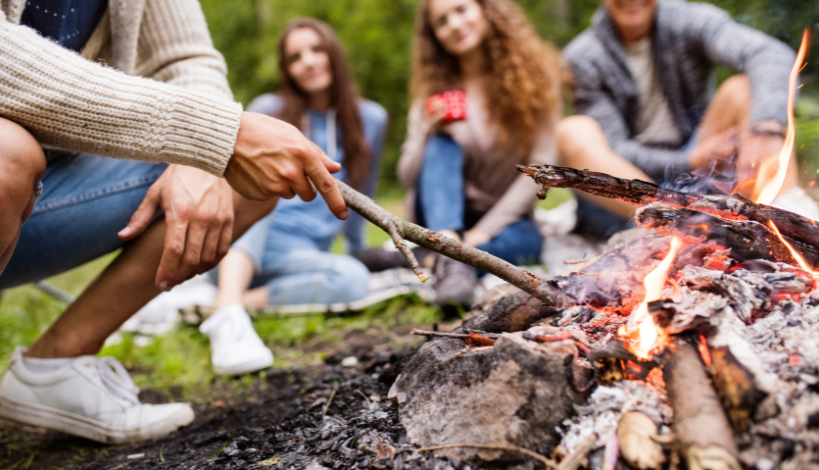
[662,338,740,470]
[338,180,574,308]
[556,432,598,470]
[416,443,557,468]
[636,203,819,267]
[518,164,819,254]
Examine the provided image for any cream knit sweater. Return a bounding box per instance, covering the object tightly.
[0,0,243,176]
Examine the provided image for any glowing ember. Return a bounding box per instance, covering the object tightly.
[619,237,684,360]
[697,334,712,367]
[753,30,809,205]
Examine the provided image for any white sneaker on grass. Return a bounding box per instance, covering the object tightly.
[199,304,274,376]
[0,347,194,444]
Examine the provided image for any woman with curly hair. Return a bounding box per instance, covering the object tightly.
[397,0,562,308]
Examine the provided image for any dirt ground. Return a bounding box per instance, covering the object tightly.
[0,328,550,470]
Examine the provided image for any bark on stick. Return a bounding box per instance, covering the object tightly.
[662,338,740,470]
[337,180,574,308]
[518,165,819,264]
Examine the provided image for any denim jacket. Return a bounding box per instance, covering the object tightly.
[247,93,388,253]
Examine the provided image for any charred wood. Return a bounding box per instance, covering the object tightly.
[636,203,819,267]
[518,165,819,262]
[662,338,741,470]
[707,346,768,434]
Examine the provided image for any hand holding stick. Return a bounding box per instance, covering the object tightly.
[337,180,573,308]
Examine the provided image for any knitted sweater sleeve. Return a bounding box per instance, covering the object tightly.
[396,100,431,190]
[0,9,242,176]
[691,3,794,126]
[567,54,692,181]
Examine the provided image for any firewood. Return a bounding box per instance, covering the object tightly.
[636,203,819,267]
[662,338,741,470]
[518,165,819,261]
[707,346,768,433]
[616,411,666,469]
[337,180,575,308]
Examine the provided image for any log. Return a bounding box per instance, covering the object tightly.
[636,203,819,267]
[518,165,819,264]
[708,346,768,434]
[338,180,575,308]
[662,338,740,470]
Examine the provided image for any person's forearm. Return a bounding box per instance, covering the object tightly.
[0,18,242,176]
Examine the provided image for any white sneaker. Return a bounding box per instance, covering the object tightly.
[772,187,819,221]
[199,305,274,376]
[123,275,217,336]
[0,347,194,444]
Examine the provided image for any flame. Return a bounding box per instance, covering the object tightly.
[768,221,815,273]
[753,30,809,204]
[618,237,684,360]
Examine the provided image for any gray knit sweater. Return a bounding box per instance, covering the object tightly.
[563,0,795,180]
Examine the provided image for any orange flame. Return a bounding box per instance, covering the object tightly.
[768,221,815,273]
[618,237,684,360]
[753,30,809,204]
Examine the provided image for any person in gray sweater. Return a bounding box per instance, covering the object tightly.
[558,0,816,239]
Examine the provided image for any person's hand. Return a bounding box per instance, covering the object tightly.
[463,228,491,247]
[689,127,739,171]
[423,95,449,130]
[224,112,348,220]
[118,165,234,290]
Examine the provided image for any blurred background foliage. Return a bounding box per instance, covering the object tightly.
[200,0,819,191]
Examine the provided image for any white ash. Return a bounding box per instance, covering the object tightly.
[558,380,671,453]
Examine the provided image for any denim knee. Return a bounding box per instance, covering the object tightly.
[323,256,371,302]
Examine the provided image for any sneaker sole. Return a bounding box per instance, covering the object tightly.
[0,395,194,444]
[213,354,274,376]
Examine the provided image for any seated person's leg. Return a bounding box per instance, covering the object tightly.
[0,118,45,274]
[416,133,466,235]
[199,215,275,376]
[0,153,276,442]
[557,115,647,238]
[476,219,543,266]
[245,237,370,307]
[694,75,799,203]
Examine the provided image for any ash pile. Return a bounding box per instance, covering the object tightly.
[389,165,819,470]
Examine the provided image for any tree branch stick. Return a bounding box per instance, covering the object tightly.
[338,180,574,308]
[416,443,557,468]
[518,164,819,253]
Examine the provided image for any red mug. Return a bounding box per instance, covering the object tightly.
[425,89,467,124]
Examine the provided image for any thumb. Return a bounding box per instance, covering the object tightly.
[119,189,160,240]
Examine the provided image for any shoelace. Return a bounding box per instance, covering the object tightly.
[96,357,141,406]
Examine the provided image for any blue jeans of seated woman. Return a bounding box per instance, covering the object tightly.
[417,133,542,267]
[224,215,370,306]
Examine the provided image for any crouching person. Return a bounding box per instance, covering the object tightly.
[0,0,348,443]
[559,0,816,240]
[198,18,387,375]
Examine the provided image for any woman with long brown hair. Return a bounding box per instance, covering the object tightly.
[398,0,562,308]
[144,18,388,375]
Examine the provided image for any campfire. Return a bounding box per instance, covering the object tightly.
[379,30,819,470]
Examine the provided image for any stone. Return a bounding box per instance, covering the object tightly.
[389,332,592,463]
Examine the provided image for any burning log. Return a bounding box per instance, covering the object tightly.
[662,338,741,470]
[518,165,819,264]
[707,346,768,433]
[338,180,574,308]
[636,203,819,267]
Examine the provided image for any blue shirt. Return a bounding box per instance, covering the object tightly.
[21,0,107,52]
[246,94,388,253]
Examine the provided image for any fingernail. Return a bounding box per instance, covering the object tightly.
[159,281,168,291]
[118,226,131,237]
[341,209,349,220]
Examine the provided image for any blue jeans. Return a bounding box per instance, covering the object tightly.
[227,217,370,305]
[417,133,542,266]
[0,153,167,289]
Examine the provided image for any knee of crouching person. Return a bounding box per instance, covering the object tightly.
[327,256,371,302]
[556,115,601,158]
[0,118,46,195]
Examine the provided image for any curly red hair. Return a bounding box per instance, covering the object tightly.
[411,0,562,153]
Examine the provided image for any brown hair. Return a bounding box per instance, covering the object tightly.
[411,0,562,153]
[277,18,370,190]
